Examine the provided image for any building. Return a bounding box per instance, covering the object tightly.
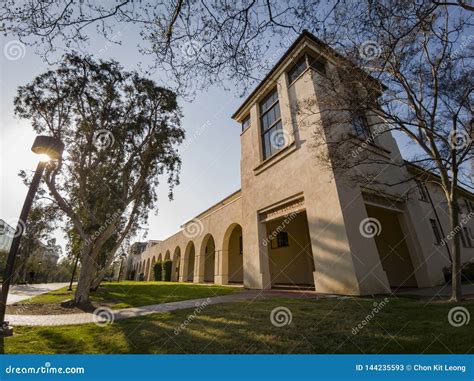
[0,219,15,252]
[130,31,474,295]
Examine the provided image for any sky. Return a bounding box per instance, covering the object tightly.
[0,23,244,253]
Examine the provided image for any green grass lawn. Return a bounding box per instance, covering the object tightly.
[24,281,237,309]
[4,296,473,354]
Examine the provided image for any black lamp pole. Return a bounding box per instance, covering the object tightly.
[68,253,80,291]
[0,136,64,337]
[117,255,126,282]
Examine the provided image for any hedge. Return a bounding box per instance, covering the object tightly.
[163,260,173,281]
[153,261,163,281]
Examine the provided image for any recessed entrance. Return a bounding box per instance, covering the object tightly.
[184,242,195,282]
[202,234,216,283]
[224,224,244,284]
[365,205,417,288]
[266,211,315,287]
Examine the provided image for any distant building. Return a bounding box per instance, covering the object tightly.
[0,219,14,252]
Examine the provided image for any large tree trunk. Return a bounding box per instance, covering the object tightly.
[90,248,120,291]
[74,247,95,304]
[448,196,462,302]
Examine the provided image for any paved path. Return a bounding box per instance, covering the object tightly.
[5,290,264,327]
[6,284,473,327]
[395,283,474,298]
[4,283,70,305]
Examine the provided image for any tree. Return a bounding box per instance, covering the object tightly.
[13,204,58,284]
[14,54,184,304]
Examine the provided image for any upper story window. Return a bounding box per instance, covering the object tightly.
[308,54,326,75]
[241,115,251,132]
[429,219,442,245]
[465,199,474,214]
[287,56,307,84]
[461,227,473,248]
[416,180,429,202]
[260,88,284,160]
[352,113,371,139]
[287,54,326,85]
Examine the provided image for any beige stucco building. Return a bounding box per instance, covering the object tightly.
[129,31,474,295]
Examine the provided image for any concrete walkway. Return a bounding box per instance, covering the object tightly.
[6,284,473,327]
[4,283,70,305]
[395,283,474,298]
[5,290,263,327]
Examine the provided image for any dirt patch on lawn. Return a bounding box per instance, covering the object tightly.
[6,301,96,315]
[6,299,127,315]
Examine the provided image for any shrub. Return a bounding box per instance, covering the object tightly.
[443,262,474,283]
[153,261,163,281]
[163,260,173,281]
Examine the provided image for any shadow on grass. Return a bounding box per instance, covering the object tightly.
[3,297,474,354]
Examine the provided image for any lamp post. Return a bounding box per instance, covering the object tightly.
[0,136,64,337]
[117,253,126,282]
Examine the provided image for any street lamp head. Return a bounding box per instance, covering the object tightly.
[31,135,64,161]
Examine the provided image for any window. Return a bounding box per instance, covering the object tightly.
[287,56,307,84]
[351,113,371,139]
[308,54,326,75]
[241,115,250,132]
[287,54,326,85]
[465,199,474,214]
[271,231,289,249]
[416,180,429,202]
[461,227,473,248]
[260,88,284,160]
[430,219,442,245]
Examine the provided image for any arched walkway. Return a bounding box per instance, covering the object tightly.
[151,256,156,281]
[222,223,244,284]
[201,234,216,283]
[266,211,315,287]
[183,241,196,282]
[172,247,181,281]
[164,250,171,261]
[145,258,151,281]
